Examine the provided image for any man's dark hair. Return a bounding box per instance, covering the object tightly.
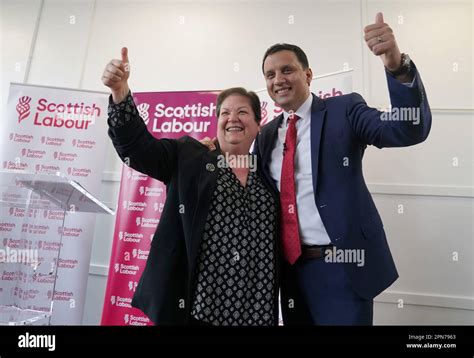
[262,43,309,73]
[216,87,261,124]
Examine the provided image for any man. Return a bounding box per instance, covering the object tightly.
[254,12,431,325]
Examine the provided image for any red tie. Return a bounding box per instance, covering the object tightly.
[280,113,301,264]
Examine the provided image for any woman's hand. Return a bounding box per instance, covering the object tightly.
[102,47,130,104]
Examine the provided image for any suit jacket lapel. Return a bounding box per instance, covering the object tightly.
[263,114,283,161]
[261,114,283,191]
[310,94,327,196]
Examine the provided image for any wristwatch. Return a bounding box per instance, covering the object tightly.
[387,53,412,76]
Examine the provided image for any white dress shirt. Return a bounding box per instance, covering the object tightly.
[269,94,332,246]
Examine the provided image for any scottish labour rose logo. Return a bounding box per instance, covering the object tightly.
[260,101,268,126]
[16,96,32,123]
[136,103,150,125]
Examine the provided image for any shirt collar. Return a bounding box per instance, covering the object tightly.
[282,93,313,125]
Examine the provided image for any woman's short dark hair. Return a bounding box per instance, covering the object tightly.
[216,87,261,124]
[262,43,309,73]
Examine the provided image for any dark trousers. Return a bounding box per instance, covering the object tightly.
[280,257,373,325]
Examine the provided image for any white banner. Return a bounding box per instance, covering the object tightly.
[0,83,109,324]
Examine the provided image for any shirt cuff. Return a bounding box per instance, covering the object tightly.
[107,90,138,127]
[402,74,417,88]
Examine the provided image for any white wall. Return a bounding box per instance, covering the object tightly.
[1,0,472,325]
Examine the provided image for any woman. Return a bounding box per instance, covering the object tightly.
[102,48,279,326]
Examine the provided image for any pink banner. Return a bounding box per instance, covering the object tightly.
[101,91,217,325]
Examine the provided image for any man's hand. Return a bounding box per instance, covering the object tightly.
[200,137,217,151]
[102,47,130,104]
[364,12,402,72]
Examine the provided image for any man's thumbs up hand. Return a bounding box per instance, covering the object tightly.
[364,12,402,72]
[375,12,384,25]
[102,47,131,104]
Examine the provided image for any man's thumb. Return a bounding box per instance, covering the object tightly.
[375,12,384,24]
[121,47,129,63]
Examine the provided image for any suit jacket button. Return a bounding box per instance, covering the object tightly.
[206,163,215,172]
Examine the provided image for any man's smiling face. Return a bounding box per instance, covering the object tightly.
[263,50,313,112]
